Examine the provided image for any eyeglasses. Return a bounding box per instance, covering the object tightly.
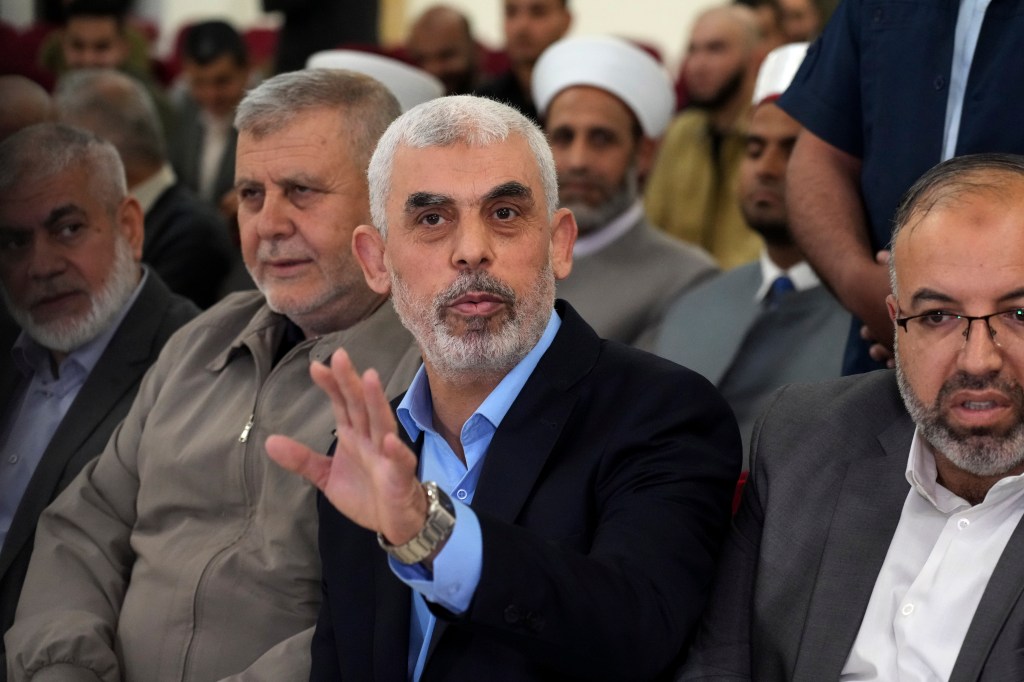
[895,308,1024,348]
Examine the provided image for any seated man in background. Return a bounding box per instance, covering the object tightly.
[476,0,571,122]
[645,4,763,269]
[680,152,1024,680]
[654,43,846,458]
[57,68,235,308]
[0,123,197,677]
[43,0,177,142]
[267,95,741,680]
[5,69,420,682]
[406,5,481,96]
[532,35,717,348]
[170,20,250,225]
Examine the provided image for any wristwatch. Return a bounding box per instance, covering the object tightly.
[377,481,456,564]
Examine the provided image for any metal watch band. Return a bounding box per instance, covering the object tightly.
[377,481,456,565]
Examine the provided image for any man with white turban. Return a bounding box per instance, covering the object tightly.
[532,35,717,349]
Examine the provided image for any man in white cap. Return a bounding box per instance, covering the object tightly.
[306,50,444,112]
[532,35,717,349]
[653,43,847,460]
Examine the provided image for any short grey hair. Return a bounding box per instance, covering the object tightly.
[0,122,127,215]
[889,152,1024,296]
[367,95,558,238]
[55,68,166,168]
[235,68,401,172]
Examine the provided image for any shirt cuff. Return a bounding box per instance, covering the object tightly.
[388,499,482,614]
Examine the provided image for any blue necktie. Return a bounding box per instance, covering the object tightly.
[767,275,795,309]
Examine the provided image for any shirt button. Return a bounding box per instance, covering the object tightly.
[933,75,946,90]
[7,454,18,464]
[901,603,914,616]
[456,489,468,500]
[958,518,970,530]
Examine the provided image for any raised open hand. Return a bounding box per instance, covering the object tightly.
[266,348,427,545]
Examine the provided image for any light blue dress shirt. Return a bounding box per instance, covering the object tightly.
[392,308,561,681]
[942,0,994,159]
[0,269,146,550]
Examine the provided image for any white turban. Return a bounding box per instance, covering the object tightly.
[532,35,675,138]
[752,42,810,106]
[306,50,444,112]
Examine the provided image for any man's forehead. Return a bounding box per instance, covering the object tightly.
[547,85,635,127]
[389,140,542,206]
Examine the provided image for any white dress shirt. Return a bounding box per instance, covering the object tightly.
[841,429,1024,680]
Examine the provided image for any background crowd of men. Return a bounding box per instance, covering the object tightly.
[4,0,1024,679]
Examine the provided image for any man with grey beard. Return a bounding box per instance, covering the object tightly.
[5,70,420,682]
[530,36,716,349]
[680,153,1024,680]
[0,123,198,678]
[266,95,741,680]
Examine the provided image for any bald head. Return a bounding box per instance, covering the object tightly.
[684,4,759,113]
[0,76,55,142]
[694,5,760,53]
[407,5,478,95]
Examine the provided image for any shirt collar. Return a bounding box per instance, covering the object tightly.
[753,249,821,303]
[132,164,177,214]
[11,266,148,381]
[397,308,562,442]
[572,200,644,259]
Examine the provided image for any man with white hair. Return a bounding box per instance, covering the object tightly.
[0,123,197,678]
[5,70,420,682]
[267,95,741,680]
[531,35,717,348]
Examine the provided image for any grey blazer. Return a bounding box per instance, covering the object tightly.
[653,262,847,456]
[679,370,1024,681]
[556,214,716,349]
[0,272,197,678]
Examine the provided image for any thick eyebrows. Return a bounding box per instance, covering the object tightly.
[405,191,453,213]
[483,181,533,205]
[43,203,84,229]
[403,181,535,215]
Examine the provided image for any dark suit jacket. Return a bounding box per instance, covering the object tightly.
[168,98,238,212]
[0,272,197,678]
[680,370,1024,681]
[144,182,235,309]
[312,300,742,681]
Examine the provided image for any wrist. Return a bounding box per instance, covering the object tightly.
[378,481,456,565]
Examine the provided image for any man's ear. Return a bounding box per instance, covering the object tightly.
[352,224,391,295]
[886,293,899,324]
[550,207,577,281]
[118,196,145,261]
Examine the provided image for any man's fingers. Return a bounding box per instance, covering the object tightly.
[265,434,332,491]
[362,368,398,449]
[331,349,372,437]
[310,357,352,428]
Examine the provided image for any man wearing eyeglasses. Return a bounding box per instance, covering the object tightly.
[679,152,1024,681]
